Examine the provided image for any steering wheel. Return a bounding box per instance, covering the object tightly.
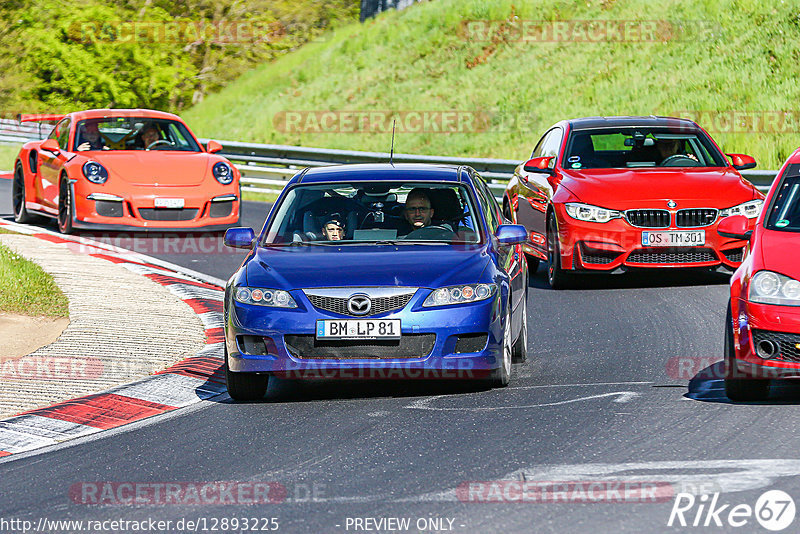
[146,139,174,150]
[661,154,700,167]
[403,225,456,241]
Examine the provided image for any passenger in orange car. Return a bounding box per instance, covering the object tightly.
[76,121,107,151]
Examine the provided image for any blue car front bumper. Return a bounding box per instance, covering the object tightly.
[225,289,505,378]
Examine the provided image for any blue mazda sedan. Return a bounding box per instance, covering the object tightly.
[223,164,529,400]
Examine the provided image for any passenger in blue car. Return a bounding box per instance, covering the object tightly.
[321,216,345,241]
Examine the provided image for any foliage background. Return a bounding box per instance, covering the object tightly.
[0,0,358,113]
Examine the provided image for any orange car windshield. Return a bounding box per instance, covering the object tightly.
[74,118,201,152]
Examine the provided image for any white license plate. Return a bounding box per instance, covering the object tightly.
[316,319,401,339]
[642,230,705,247]
[154,198,184,209]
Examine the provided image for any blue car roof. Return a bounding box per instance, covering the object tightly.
[294,163,470,184]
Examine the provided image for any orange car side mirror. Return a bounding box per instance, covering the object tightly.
[40,139,60,154]
[206,140,223,153]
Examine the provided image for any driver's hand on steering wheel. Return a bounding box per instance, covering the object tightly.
[77,142,108,151]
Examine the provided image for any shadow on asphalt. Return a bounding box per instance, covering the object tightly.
[527,263,730,291]
[217,375,505,405]
[685,361,800,404]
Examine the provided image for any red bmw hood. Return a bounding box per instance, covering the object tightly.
[560,168,758,209]
[90,152,210,186]
[755,228,800,278]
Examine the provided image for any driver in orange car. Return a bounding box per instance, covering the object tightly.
[139,123,162,150]
[76,120,108,151]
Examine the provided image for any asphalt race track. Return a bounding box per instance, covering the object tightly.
[2,178,800,533]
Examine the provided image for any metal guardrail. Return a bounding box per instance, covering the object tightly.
[200,138,778,197]
[0,120,776,195]
[0,118,54,145]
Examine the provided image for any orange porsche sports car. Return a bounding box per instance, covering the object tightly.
[11,109,241,233]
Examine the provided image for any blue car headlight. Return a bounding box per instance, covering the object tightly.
[235,287,297,308]
[82,161,108,184]
[213,161,234,185]
[422,283,497,307]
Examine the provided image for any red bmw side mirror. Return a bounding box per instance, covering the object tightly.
[523,156,555,174]
[717,215,752,240]
[726,153,757,171]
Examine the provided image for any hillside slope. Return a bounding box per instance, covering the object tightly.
[184,0,800,169]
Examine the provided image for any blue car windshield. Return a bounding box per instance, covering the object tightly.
[262,181,483,245]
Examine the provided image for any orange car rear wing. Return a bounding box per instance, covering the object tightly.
[17,113,65,123]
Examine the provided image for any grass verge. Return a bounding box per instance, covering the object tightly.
[0,144,21,172]
[185,0,800,169]
[242,190,280,203]
[0,240,69,318]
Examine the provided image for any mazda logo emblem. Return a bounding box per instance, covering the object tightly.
[667,200,677,209]
[348,294,372,316]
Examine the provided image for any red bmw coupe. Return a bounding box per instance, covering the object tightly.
[720,149,800,401]
[502,116,765,288]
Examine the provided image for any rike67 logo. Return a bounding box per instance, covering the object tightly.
[668,490,796,531]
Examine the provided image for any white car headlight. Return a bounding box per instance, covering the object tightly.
[422,283,497,307]
[234,287,297,308]
[720,199,763,219]
[750,271,800,306]
[565,203,622,223]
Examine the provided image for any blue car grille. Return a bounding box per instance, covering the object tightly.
[306,294,414,317]
[284,334,435,359]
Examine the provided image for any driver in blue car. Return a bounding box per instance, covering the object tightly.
[401,188,435,233]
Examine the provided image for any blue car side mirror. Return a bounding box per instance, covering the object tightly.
[495,224,527,246]
[224,227,256,249]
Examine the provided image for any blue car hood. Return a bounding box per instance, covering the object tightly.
[245,244,491,290]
